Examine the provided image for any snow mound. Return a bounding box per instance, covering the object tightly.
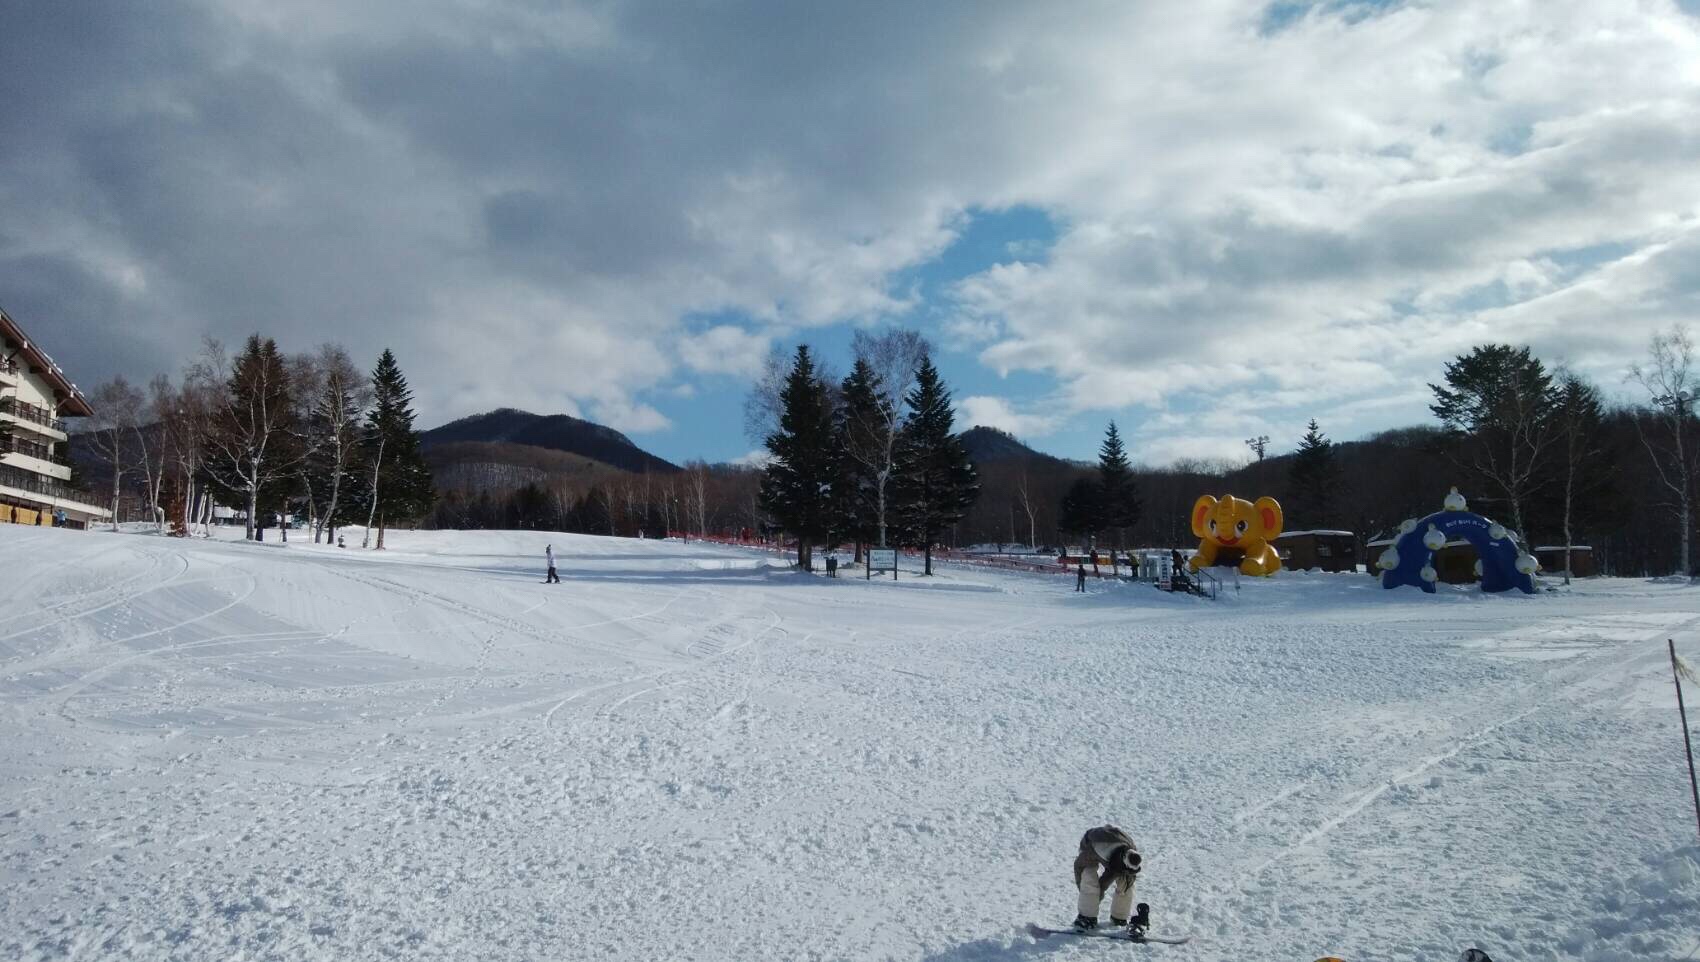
[1559,845,1700,961]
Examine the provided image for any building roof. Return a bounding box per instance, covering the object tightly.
[0,306,95,417]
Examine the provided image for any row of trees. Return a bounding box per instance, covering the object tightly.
[947,329,1700,579]
[425,462,760,541]
[755,332,980,574]
[80,339,434,547]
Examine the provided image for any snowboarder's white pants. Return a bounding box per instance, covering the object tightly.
[1077,868,1135,921]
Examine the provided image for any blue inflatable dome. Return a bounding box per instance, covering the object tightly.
[1377,489,1536,595]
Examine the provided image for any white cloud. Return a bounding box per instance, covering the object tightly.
[957,395,1063,439]
[6,0,1699,462]
[678,325,770,378]
[730,448,772,468]
[590,397,671,434]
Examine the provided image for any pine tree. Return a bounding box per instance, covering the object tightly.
[759,346,837,570]
[1096,421,1142,549]
[892,357,979,575]
[834,358,886,555]
[1430,343,1557,539]
[1285,419,1342,528]
[354,349,435,549]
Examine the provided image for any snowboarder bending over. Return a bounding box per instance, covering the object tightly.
[545,544,560,584]
[1072,825,1146,937]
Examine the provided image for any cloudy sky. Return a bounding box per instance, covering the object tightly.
[4,0,1699,466]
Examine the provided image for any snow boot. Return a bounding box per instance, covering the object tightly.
[1071,914,1097,931]
[1127,903,1150,941]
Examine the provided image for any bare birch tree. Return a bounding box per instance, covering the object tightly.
[361,435,385,548]
[307,344,368,544]
[164,376,215,537]
[687,461,710,540]
[129,374,174,532]
[848,329,929,547]
[85,377,143,531]
[1630,326,1700,576]
[196,336,306,541]
[1551,370,1608,585]
[1015,467,1038,549]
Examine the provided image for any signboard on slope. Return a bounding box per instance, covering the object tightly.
[868,548,897,580]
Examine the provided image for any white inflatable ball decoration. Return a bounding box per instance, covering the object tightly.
[1443,487,1468,512]
[1378,547,1400,570]
[1515,553,1538,575]
[1473,559,1483,578]
[1420,564,1439,583]
[1488,523,1507,542]
[1422,525,1447,551]
[1399,518,1418,534]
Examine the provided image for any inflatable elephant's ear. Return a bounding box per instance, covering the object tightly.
[1254,496,1284,539]
[1191,495,1219,538]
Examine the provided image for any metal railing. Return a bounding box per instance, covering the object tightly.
[0,397,64,433]
[0,433,68,465]
[0,463,94,506]
[0,358,17,378]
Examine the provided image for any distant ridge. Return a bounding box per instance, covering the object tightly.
[958,425,1068,466]
[422,408,679,474]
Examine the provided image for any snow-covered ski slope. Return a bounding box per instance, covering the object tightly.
[2,526,1696,962]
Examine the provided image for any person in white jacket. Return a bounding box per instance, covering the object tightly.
[1071,825,1145,936]
[545,544,559,584]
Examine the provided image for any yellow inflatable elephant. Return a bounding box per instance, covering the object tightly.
[1189,494,1285,576]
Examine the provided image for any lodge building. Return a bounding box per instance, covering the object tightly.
[1,306,109,528]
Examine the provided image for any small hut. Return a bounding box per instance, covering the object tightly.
[1365,537,1395,574]
[1534,545,1594,578]
[1275,530,1358,572]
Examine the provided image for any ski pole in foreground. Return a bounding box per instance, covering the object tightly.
[1670,638,1700,844]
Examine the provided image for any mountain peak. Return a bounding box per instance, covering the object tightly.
[422,408,678,474]
[959,425,1066,465]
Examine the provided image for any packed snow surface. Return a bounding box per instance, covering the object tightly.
[2,526,1698,962]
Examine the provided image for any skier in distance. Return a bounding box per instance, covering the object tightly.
[545,543,560,584]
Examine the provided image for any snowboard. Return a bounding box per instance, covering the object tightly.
[1028,923,1191,945]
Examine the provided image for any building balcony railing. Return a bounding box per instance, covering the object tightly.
[0,463,97,507]
[0,433,70,465]
[0,358,17,378]
[0,396,64,433]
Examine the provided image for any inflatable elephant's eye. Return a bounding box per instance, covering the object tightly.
[1236,520,1248,535]
[1208,519,1217,532]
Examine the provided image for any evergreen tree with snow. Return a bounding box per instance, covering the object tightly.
[1096,421,1142,549]
[759,346,837,571]
[892,357,979,575]
[353,349,435,549]
[1285,418,1342,529]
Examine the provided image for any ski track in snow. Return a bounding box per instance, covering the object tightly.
[1,527,1698,962]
